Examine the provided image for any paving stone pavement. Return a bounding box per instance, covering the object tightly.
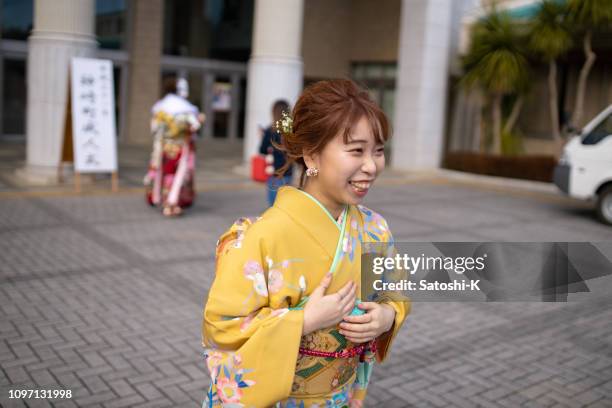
[1,182,611,408]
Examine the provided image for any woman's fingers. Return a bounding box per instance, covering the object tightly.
[341,285,357,309]
[345,336,373,344]
[342,300,354,316]
[341,330,375,342]
[335,282,354,304]
[320,273,332,289]
[357,301,378,311]
[339,321,371,332]
[335,280,354,299]
[344,332,373,340]
[342,314,372,324]
[346,282,357,300]
[312,273,332,298]
[342,329,374,339]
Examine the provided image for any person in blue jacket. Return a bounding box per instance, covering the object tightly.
[259,100,293,205]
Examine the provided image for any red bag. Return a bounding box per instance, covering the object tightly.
[251,155,269,182]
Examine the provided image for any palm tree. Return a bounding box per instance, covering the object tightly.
[461,10,530,154]
[567,0,612,128]
[528,0,573,144]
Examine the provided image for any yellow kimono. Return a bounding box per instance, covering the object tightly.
[202,186,409,407]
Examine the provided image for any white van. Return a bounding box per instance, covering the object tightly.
[554,104,612,225]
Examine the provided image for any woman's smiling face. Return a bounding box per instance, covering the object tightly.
[304,116,386,217]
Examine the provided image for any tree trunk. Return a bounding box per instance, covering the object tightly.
[503,95,524,135]
[570,30,596,128]
[547,60,562,141]
[473,91,484,153]
[492,93,502,155]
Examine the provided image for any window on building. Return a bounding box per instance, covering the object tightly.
[352,62,397,124]
[163,0,253,61]
[96,0,127,50]
[1,0,31,137]
[2,59,25,135]
[351,62,397,163]
[1,0,33,40]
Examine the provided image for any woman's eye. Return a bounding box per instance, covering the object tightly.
[350,148,363,153]
[375,148,385,155]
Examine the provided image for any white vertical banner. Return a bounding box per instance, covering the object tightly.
[70,57,118,173]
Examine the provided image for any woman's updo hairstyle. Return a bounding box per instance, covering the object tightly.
[275,79,391,187]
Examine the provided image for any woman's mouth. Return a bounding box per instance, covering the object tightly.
[348,180,371,196]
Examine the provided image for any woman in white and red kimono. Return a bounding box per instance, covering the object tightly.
[144,78,204,216]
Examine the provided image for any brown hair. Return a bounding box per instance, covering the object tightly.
[162,76,178,96]
[276,79,390,187]
[272,99,290,123]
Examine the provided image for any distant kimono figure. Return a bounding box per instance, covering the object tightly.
[144,78,204,216]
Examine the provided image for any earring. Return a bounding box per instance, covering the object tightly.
[305,167,319,177]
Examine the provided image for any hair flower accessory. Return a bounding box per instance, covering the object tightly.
[275,111,293,135]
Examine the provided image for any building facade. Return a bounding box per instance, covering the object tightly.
[7,0,606,184]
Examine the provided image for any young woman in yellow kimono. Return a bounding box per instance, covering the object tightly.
[202,79,409,407]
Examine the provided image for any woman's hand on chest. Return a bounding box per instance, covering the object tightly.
[337,302,396,343]
[302,273,357,336]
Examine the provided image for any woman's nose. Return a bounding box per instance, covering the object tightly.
[361,154,377,174]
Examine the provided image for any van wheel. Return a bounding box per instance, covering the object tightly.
[596,186,612,225]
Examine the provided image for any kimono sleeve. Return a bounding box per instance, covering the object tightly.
[202,219,304,407]
[374,219,411,363]
[376,298,409,363]
[186,112,202,132]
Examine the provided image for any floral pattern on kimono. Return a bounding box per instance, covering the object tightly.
[205,350,256,406]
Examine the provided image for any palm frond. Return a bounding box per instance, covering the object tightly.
[528,0,573,60]
[461,10,530,94]
[568,0,612,29]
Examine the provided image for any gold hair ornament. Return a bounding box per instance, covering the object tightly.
[275,111,293,135]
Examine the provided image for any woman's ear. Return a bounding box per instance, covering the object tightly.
[303,150,319,170]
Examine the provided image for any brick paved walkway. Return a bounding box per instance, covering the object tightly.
[1,183,611,407]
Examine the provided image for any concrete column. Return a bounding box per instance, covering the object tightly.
[391,0,453,170]
[17,0,96,184]
[124,0,163,145]
[202,72,215,139]
[243,0,304,162]
[229,74,241,140]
